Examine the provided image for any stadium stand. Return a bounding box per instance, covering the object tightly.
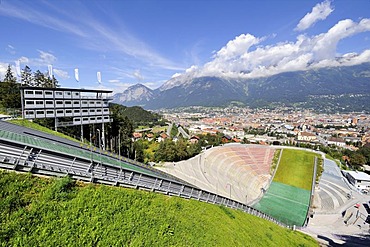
[314,159,352,213]
[0,120,289,228]
[158,143,275,204]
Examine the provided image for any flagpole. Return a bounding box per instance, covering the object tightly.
[97,71,105,151]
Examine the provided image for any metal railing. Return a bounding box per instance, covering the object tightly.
[0,136,291,229]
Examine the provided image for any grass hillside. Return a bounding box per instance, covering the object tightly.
[273,149,319,190]
[0,170,318,247]
[9,119,79,143]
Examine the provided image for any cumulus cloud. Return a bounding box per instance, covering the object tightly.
[187,18,370,80]
[295,0,334,31]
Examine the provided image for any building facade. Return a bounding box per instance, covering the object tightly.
[21,87,112,126]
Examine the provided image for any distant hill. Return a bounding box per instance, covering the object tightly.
[113,63,370,112]
[109,103,164,127]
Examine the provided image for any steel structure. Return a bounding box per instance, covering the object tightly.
[0,125,290,228]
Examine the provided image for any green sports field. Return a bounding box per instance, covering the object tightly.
[253,149,319,226]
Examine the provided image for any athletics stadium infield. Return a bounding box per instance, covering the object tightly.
[253,149,318,226]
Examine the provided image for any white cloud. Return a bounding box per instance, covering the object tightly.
[171,73,182,78]
[37,50,57,64]
[6,44,16,55]
[19,57,30,64]
[53,69,70,79]
[0,62,9,80]
[295,0,334,31]
[14,51,57,69]
[190,18,370,80]
[0,1,184,72]
[133,69,144,81]
[312,19,370,60]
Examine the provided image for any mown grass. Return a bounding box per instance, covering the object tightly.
[8,119,80,143]
[273,149,320,190]
[0,170,318,247]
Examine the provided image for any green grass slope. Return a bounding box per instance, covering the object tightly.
[9,119,79,143]
[254,182,311,226]
[273,149,318,190]
[0,170,318,247]
[254,149,319,226]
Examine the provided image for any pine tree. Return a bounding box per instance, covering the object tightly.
[21,65,33,86]
[33,70,46,87]
[43,74,60,88]
[0,65,21,109]
[3,65,16,83]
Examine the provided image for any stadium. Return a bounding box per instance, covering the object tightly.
[1,88,369,246]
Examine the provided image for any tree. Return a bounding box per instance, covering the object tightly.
[43,74,59,88]
[0,65,21,109]
[3,65,17,83]
[33,70,47,87]
[21,65,33,86]
[349,152,366,169]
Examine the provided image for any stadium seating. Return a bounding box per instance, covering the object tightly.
[159,143,275,204]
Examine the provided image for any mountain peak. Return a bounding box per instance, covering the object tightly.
[113,62,370,111]
[112,83,155,106]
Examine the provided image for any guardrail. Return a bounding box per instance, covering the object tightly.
[0,136,291,229]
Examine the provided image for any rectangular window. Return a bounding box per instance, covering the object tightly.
[45,101,53,105]
[45,91,53,95]
[65,101,72,105]
[55,92,63,96]
[25,100,34,105]
[46,110,54,114]
[66,110,72,114]
[73,101,79,104]
[35,91,43,95]
[36,110,44,114]
[35,101,43,105]
[56,110,63,114]
[25,91,34,95]
[82,101,88,105]
[56,101,63,105]
[74,109,80,113]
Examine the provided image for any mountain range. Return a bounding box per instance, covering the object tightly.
[113,62,370,112]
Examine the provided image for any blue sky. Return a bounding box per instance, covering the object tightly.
[0,0,370,93]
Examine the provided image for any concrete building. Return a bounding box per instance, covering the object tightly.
[343,170,370,192]
[297,131,317,142]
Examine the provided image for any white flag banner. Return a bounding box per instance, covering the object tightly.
[97,71,102,84]
[48,65,53,79]
[74,68,79,82]
[15,60,21,78]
